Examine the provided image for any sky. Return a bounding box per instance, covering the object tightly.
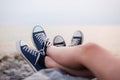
[0,0,120,25]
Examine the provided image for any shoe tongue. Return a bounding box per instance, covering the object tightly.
[71,38,80,46]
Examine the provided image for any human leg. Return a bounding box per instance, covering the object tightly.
[18,25,120,79]
[32,25,83,70]
[47,30,84,69]
[45,56,94,79]
[46,45,83,69]
[31,26,93,78]
[18,25,84,72]
[47,35,93,78]
[46,43,120,80]
[31,26,93,79]
[31,26,94,78]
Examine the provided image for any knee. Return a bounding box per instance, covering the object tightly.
[74,42,100,54]
[78,42,103,63]
[81,42,101,54]
[83,42,99,49]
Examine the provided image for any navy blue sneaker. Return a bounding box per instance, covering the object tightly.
[53,35,66,47]
[17,40,46,71]
[32,25,50,51]
[71,30,83,46]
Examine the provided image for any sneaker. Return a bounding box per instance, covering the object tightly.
[17,40,46,71]
[71,30,83,46]
[32,25,49,51]
[53,35,66,47]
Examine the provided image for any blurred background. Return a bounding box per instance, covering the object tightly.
[0,0,120,79]
[0,0,120,25]
[0,0,120,57]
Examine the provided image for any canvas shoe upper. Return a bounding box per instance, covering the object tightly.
[53,35,66,47]
[18,40,46,71]
[32,25,50,51]
[71,30,83,46]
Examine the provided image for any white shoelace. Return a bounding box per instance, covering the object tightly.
[23,46,39,57]
[23,46,41,65]
[35,33,51,48]
[71,39,80,46]
[34,33,46,45]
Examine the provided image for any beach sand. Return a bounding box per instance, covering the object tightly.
[0,25,120,59]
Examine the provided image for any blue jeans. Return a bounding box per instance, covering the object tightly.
[24,68,89,80]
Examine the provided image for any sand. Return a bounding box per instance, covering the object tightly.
[0,25,120,59]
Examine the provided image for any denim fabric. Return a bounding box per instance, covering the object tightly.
[24,68,89,80]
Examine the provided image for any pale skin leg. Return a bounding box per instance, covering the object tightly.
[45,43,120,80]
[46,45,83,69]
[45,56,94,79]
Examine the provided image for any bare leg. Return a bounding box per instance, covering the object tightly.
[45,56,94,79]
[47,45,83,69]
[46,43,120,80]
